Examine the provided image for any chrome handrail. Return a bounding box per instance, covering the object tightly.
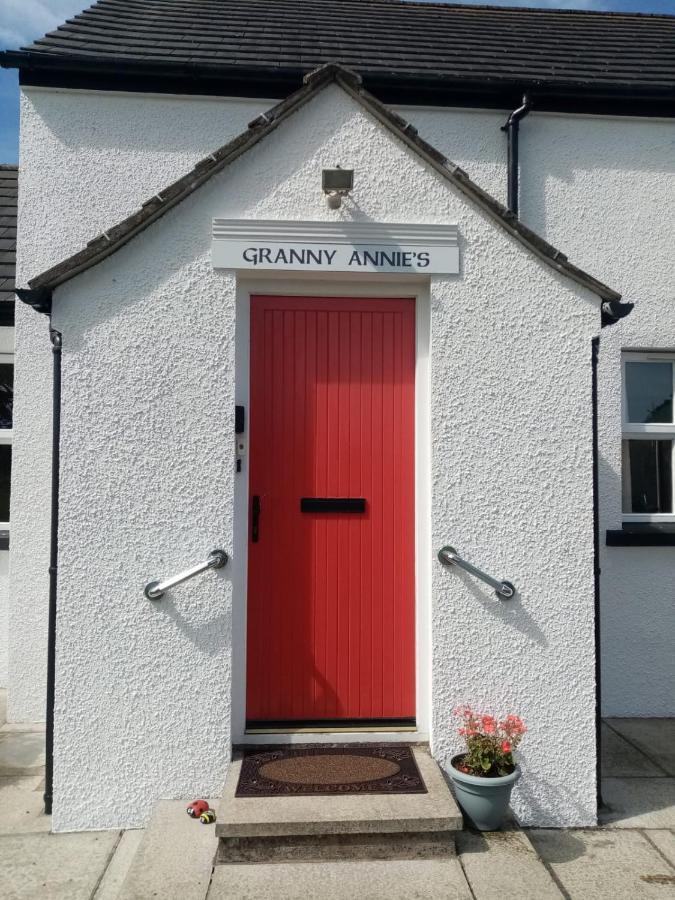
[144,549,228,600]
[437,545,515,600]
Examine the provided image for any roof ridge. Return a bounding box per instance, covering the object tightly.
[21,61,620,310]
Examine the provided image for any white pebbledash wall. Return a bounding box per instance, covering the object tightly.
[15,86,675,727]
[16,82,601,830]
[410,106,675,717]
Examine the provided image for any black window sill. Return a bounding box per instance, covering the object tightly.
[0,530,8,551]
[606,525,675,546]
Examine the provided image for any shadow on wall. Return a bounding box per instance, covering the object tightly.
[439,564,548,647]
[152,572,232,659]
[26,91,269,156]
[514,770,595,828]
[519,115,675,248]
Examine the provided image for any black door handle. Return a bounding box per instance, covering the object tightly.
[251,495,261,543]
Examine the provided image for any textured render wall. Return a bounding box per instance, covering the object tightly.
[50,82,599,829]
[11,88,269,722]
[0,551,8,687]
[6,301,52,719]
[51,219,237,833]
[521,114,675,717]
[402,106,675,717]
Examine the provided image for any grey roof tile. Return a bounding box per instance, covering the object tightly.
[0,166,17,310]
[3,0,675,94]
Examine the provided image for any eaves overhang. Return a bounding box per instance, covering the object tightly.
[2,50,674,118]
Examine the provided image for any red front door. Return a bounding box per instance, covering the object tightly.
[246,296,416,725]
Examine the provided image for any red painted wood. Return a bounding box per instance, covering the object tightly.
[247,296,416,722]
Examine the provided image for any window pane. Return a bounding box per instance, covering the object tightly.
[0,444,10,521]
[0,363,12,429]
[625,361,673,424]
[622,439,672,514]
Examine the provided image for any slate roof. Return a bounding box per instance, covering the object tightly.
[2,1,674,106]
[20,64,620,312]
[0,166,17,305]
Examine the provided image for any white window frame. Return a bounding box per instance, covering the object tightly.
[622,351,675,522]
[0,327,14,532]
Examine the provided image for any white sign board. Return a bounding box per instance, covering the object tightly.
[212,220,459,275]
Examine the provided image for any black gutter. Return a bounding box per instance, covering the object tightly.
[3,52,675,118]
[44,327,61,816]
[591,335,603,813]
[601,298,634,327]
[501,94,532,218]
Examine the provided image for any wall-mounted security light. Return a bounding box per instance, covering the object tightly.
[322,167,354,209]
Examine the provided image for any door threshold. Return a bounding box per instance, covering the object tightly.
[246,725,417,734]
[238,730,430,746]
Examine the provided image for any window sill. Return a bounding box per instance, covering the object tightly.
[606,524,675,546]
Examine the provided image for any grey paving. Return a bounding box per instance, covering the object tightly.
[601,723,666,777]
[606,719,675,776]
[208,858,473,900]
[644,830,675,868]
[0,831,120,900]
[1,722,47,733]
[117,799,218,900]
[93,829,144,900]
[0,775,50,834]
[216,748,462,838]
[529,829,675,899]
[0,730,46,775]
[457,829,563,899]
[600,777,675,829]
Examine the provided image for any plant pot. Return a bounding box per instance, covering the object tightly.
[449,754,521,831]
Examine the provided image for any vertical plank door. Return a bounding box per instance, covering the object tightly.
[246,296,416,724]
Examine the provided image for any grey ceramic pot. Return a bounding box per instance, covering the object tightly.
[450,755,521,831]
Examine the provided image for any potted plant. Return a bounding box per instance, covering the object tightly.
[449,706,526,831]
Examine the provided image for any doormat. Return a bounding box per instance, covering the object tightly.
[235,745,427,797]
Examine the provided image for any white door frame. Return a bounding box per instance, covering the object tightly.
[230,272,432,745]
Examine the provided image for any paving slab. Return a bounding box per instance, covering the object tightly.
[605,719,675,776]
[457,828,563,899]
[117,799,218,900]
[0,730,46,775]
[600,777,675,829]
[530,829,675,899]
[601,723,665,777]
[216,748,462,838]
[208,858,472,899]
[1,722,47,734]
[93,829,144,900]
[0,830,120,900]
[644,830,675,868]
[0,775,51,834]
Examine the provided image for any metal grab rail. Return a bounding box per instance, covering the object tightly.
[144,549,228,600]
[437,545,515,600]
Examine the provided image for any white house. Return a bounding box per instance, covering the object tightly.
[0,0,673,833]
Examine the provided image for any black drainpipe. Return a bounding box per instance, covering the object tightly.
[591,335,602,813]
[44,327,62,815]
[15,288,58,816]
[501,94,532,217]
